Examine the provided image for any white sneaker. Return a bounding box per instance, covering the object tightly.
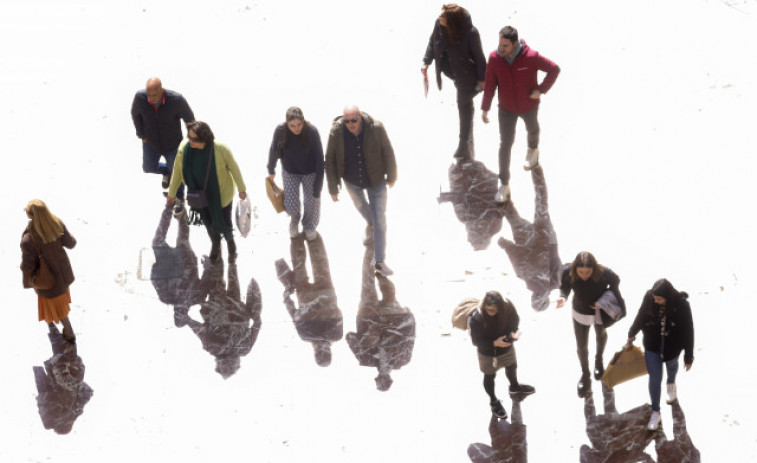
[647,411,661,431]
[523,148,539,170]
[305,229,318,241]
[666,383,677,404]
[494,184,510,203]
[289,219,299,239]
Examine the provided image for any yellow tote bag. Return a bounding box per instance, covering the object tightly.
[602,345,648,389]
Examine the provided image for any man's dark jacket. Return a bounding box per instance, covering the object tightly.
[131,89,195,153]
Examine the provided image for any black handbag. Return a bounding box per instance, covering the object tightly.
[186,144,214,209]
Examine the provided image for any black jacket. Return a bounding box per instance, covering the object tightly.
[560,266,626,318]
[131,89,195,153]
[469,303,519,357]
[423,12,486,93]
[628,280,695,364]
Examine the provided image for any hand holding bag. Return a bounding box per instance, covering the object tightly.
[265,177,285,213]
[601,344,648,389]
[235,197,252,237]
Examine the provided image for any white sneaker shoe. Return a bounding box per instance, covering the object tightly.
[523,148,539,170]
[647,411,661,431]
[494,184,510,203]
[305,229,318,241]
[666,383,677,404]
[289,219,299,239]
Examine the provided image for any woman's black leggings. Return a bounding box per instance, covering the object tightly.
[483,363,519,402]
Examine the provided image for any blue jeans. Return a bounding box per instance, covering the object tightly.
[645,350,679,412]
[142,143,184,199]
[343,180,387,263]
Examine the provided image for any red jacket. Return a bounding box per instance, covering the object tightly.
[481,40,560,114]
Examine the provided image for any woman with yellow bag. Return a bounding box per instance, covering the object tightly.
[627,278,695,431]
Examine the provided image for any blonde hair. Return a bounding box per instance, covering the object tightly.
[25,199,64,244]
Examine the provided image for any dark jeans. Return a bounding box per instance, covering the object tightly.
[142,142,184,198]
[497,106,540,185]
[573,319,607,377]
[202,204,233,243]
[455,86,475,160]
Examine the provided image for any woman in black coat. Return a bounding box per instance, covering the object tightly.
[627,278,694,431]
[421,3,486,161]
[469,291,534,420]
[557,251,626,397]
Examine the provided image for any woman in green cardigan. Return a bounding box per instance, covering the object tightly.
[167,121,247,263]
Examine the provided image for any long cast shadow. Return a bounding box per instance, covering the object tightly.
[345,245,415,391]
[467,396,527,463]
[496,165,561,311]
[438,159,505,251]
[183,260,262,378]
[654,400,700,462]
[33,324,93,434]
[275,234,343,366]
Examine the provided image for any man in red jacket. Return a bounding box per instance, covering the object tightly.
[481,26,560,203]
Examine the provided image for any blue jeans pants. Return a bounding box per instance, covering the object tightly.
[343,180,388,263]
[142,143,184,198]
[645,350,679,412]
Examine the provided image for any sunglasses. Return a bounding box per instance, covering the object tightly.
[344,117,360,124]
[188,135,200,142]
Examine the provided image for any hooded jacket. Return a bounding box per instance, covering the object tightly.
[325,112,397,196]
[628,279,695,364]
[481,40,560,115]
[423,11,486,93]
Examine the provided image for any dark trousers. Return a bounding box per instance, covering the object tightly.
[455,89,475,159]
[497,106,540,185]
[573,319,607,377]
[202,204,233,243]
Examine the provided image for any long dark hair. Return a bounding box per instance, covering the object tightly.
[569,251,604,284]
[479,290,511,334]
[282,106,311,149]
[440,4,469,46]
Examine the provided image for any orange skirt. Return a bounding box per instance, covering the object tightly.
[38,288,71,323]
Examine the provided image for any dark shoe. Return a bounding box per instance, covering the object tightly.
[577,374,592,398]
[227,238,237,264]
[209,241,221,263]
[375,261,394,277]
[173,198,185,218]
[509,384,536,396]
[162,175,171,189]
[490,400,507,419]
[594,365,605,381]
[62,332,77,344]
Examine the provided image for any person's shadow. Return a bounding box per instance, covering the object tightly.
[183,259,262,378]
[275,234,343,367]
[496,165,561,311]
[148,205,201,327]
[580,384,657,462]
[654,400,700,462]
[32,324,93,434]
[345,245,416,391]
[467,396,527,462]
[438,159,505,251]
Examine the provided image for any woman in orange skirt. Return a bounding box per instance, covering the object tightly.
[20,200,77,342]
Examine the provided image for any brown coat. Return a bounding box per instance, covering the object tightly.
[325,112,397,196]
[21,223,76,298]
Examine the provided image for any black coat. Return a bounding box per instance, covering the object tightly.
[131,89,195,153]
[423,12,486,94]
[469,303,519,357]
[560,266,626,319]
[628,281,695,364]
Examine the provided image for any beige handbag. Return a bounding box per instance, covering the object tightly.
[265,177,285,213]
[602,345,648,389]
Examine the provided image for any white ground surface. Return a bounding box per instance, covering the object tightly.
[2,0,756,461]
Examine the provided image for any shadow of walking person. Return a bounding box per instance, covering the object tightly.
[345,245,415,391]
[467,396,527,463]
[580,384,656,462]
[145,205,201,327]
[655,400,700,462]
[33,323,93,434]
[438,159,505,251]
[275,234,343,367]
[496,165,561,311]
[184,260,262,378]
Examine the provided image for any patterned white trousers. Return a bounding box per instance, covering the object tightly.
[282,170,321,232]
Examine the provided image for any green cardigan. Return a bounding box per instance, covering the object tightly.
[168,141,247,208]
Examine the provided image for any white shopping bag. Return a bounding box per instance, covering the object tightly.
[235,198,252,238]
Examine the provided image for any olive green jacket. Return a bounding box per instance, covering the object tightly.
[325,112,397,196]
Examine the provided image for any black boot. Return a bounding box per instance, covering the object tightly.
[594,358,605,381]
[209,240,221,263]
[577,373,592,398]
[227,238,237,264]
